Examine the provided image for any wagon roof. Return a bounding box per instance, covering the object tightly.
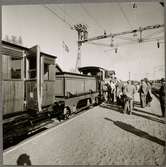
[56,71,94,77]
[2,40,57,59]
[78,66,106,72]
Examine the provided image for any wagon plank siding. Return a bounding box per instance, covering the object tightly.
[3,80,24,114]
[55,78,64,97]
[42,81,56,107]
[56,74,97,97]
[25,81,38,110]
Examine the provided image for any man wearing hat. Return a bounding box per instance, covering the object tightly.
[159,78,165,117]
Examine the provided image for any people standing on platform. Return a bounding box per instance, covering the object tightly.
[110,80,116,103]
[113,78,118,103]
[138,79,148,108]
[144,78,153,107]
[123,80,136,114]
[116,80,122,105]
[103,80,109,103]
[107,80,112,103]
[131,80,137,108]
[159,78,165,117]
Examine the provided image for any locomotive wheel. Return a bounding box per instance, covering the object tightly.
[64,107,71,120]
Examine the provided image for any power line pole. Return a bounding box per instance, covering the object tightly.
[74,24,88,72]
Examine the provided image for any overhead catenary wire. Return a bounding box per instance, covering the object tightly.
[80,4,106,32]
[116,36,136,42]
[55,5,77,25]
[103,40,144,53]
[88,36,164,53]
[143,29,164,39]
[118,3,133,30]
[42,5,74,30]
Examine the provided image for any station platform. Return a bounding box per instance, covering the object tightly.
[3,93,166,165]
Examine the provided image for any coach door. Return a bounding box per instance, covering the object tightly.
[25,45,42,112]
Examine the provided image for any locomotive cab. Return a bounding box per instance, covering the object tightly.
[25,45,56,112]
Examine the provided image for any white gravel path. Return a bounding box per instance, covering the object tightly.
[3,93,166,165]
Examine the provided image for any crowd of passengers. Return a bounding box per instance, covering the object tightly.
[102,77,165,117]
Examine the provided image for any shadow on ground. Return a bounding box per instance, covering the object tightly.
[100,102,165,124]
[134,101,141,108]
[134,108,161,118]
[100,103,123,114]
[132,112,165,124]
[104,117,165,146]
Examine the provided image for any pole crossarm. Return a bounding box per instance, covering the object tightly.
[80,24,164,44]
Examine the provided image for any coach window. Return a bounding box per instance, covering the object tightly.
[44,63,55,80]
[2,54,22,80]
[43,56,55,81]
[28,56,37,79]
[11,57,22,79]
[44,63,49,80]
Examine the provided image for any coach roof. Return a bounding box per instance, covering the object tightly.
[2,40,57,59]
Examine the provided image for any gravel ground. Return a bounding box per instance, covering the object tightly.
[3,93,166,165]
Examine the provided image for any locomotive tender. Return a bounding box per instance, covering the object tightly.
[2,41,112,144]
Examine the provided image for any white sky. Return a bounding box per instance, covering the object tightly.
[2,2,165,81]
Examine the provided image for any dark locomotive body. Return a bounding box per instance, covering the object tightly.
[55,72,99,116]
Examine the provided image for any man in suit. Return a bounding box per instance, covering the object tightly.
[144,78,153,107]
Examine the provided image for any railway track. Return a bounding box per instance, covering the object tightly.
[3,104,97,151]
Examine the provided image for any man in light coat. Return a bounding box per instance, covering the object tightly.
[123,80,136,114]
[138,79,148,108]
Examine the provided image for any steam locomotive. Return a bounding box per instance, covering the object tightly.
[1,41,115,146]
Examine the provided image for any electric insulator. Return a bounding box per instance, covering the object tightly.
[104,31,107,36]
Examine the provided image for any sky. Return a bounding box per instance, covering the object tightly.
[2,2,165,81]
